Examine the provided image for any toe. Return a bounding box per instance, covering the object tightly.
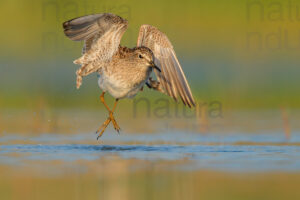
[95,117,111,138]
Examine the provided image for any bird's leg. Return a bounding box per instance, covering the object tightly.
[146,78,166,94]
[110,99,120,133]
[100,92,111,112]
[96,92,121,139]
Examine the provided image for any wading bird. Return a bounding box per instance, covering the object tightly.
[63,13,195,139]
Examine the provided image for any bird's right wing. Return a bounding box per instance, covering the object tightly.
[63,13,128,88]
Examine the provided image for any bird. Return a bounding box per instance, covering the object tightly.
[62,13,195,139]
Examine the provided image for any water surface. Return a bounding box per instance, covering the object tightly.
[1,132,300,173]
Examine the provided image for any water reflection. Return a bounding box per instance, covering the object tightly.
[1,132,300,200]
[1,132,300,172]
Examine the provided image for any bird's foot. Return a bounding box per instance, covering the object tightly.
[95,112,120,140]
[109,112,121,133]
[96,117,111,140]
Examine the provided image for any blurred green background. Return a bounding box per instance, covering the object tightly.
[0,0,299,134]
[1,0,299,109]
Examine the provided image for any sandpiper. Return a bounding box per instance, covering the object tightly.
[63,13,195,139]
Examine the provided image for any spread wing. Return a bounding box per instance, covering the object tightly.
[137,25,195,107]
[63,13,128,88]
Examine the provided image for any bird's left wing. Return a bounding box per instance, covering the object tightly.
[137,25,195,107]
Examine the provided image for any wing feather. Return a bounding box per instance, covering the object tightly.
[137,25,195,107]
[63,13,128,88]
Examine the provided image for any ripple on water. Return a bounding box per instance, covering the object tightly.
[1,132,300,172]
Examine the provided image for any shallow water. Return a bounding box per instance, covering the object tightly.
[1,132,300,172]
[1,132,300,200]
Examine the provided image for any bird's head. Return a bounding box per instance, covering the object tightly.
[134,47,161,72]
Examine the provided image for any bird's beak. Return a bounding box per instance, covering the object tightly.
[150,61,161,72]
[154,65,161,72]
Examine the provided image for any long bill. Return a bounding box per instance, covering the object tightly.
[150,61,161,72]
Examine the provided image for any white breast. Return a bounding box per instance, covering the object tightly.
[98,72,147,99]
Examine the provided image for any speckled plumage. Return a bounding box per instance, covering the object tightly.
[63,13,195,106]
[62,13,196,138]
[98,46,154,99]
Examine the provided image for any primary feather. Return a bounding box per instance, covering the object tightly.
[137,25,195,107]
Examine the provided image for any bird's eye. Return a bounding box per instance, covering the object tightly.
[139,54,143,59]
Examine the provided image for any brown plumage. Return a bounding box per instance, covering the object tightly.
[63,13,195,139]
